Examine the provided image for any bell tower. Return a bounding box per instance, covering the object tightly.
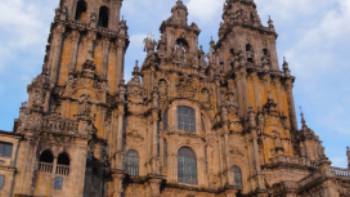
[44,0,128,93]
[12,0,128,196]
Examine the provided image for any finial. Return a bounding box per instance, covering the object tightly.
[268,15,275,29]
[133,60,140,75]
[300,106,307,128]
[347,146,350,152]
[283,56,291,75]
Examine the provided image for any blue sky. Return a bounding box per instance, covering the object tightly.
[0,0,349,167]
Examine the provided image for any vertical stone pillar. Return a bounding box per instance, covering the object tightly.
[151,90,160,174]
[235,68,248,116]
[102,38,111,79]
[114,38,127,93]
[148,177,162,197]
[111,171,125,197]
[49,24,66,85]
[247,108,265,191]
[285,79,298,131]
[68,30,80,74]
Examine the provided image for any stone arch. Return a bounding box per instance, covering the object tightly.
[57,152,70,166]
[39,149,54,163]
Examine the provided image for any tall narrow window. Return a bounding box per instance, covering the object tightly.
[246,44,254,63]
[56,152,70,176]
[0,175,4,190]
[178,147,197,185]
[38,150,54,173]
[0,142,13,158]
[232,165,243,188]
[177,106,196,133]
[75,0,87,21]
[98,6,109,28]
[124,150,139,176]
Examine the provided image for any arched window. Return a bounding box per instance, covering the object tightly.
[176,38,189,52]
[56,152,70,175]
[124,150,139,176]
[98,6,109,28]
[75,0,87,21]
[177,106,196,133]
[178,147,197,185]
[39,150,54,173]
[232,165,243,188]
[246,44,254,63]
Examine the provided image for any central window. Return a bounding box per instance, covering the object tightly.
[177,106,196,133]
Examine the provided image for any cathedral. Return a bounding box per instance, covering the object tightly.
[0,0,350,196]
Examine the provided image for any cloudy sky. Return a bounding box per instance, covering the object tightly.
[0,0,349,167]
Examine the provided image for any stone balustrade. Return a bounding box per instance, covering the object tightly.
[38,162,53,173]
[42,117,78,134]
[266,155,319,169]
[56,164,70,176]
[331,166,350,178]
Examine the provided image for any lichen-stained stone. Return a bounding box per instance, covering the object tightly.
[0,0,349,197]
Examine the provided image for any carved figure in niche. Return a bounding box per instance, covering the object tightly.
[174,38,188,65]
[246,44,255,63]
[79,94,91,116]
[224,91,238,111]
[201,88,210,104]
[273,131,284,155]
[158,80,168,100]
[152,88,160,108]
[89,12,97,27]
[144,36,157,54]
[176,75,195,98]
[261,48,271,69]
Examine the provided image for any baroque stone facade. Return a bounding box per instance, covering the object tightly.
[0,0,349,196]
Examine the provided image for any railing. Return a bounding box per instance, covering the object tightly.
[42,117,78,134]
[331,167,350,177]
[267,155,319,169]
[56,164,70,176]
[38,162,53,173]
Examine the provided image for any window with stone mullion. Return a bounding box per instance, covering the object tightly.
[178,148,198,185]
[177,106,196,133]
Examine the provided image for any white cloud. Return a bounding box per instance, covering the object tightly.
[0,0,57,70]
[186,0,225,23]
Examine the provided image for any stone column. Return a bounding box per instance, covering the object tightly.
[247,108,265,191]
[285,79,298,131]
[68,30,80,74]
[111,171,125,197]
[148,177,162,197]
[151,90,160,174]
[102,38,111,79]
[49,23,66,85]
[235,67,248,116]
